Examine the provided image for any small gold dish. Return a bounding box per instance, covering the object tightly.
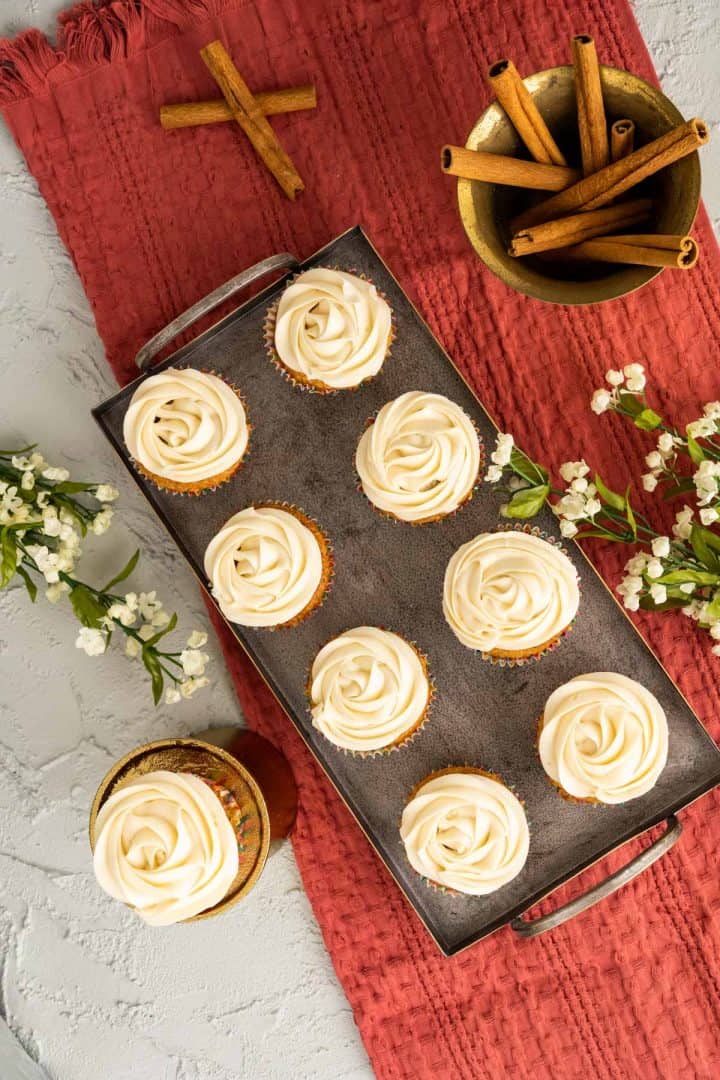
[89,737,271,921]
[457,65,701,304]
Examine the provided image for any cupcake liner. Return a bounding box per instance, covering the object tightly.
[128,366,251,497]
[354,409,486,526]
[305,626,435,759]
[469,523,580,668]
[400,765,530,896]
[263,266,395,394]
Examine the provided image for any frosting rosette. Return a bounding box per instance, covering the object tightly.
[400,770,529,895]
[309,627,430,752]
[539,672,669,804]
[92,770,239,925]
[204,505,328,627]
[272,267,392,389]
[356,391,481,522]
[123,368,248,489]
[443,531,579,654]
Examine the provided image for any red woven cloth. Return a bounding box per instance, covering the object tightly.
[3,1,720,1076]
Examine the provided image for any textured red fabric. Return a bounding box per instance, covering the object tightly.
[3,1,720,1076]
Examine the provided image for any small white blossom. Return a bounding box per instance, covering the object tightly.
[180,649,209,677]
[625,553,649,576]
[36,491,50,509]
[618,575,643,596]
[165,688,181,705]
[642,473,659,492]
[75,627,107,656]
[570,477,588,494]
[584,498,601,518]
[560,520,578,538]
[703,401,720,420]
[700,507,719,526]
[556,493,587,521]
[484,464,503,483]
[712,644,720,656]
[490,433,514,467]
[21,471,34,491]
[180,676,209,698]
[657,432,675,455]
[710,623,720,641]
[42,466,70,483]
[138,591,162,620]
[650,584,667,605]
[645,558,664,579]
[673,505,694,540]
[45,581,70,603]
[605,369,624,387]
[591,389,612,414]
[645,451,663,470]
[624,594,640,611]
[623,364,646,392]
[560,460,590,483]
[42,510,61,537]
[187,630,208,648]
[125,637,142,659]
[95,485,119,503]
[91,508,113,535]
[694,460,720,506]
[679,583,696,595]
[508,475,525,491]
[651,536,670,558]
[137,624,156,641]
[107,601,136,627]
[12,455,33,470]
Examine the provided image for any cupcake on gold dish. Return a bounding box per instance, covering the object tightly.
[356,391,482,523]
[123,367,249,494]
[204,504,331,628]
[267,267,393,392]
[89,739,271,924]
[400,768,530,895]
[443,528,579,659]
[538,672,669,804]
[308,626,432,755]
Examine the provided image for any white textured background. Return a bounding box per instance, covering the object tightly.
[0,2,718,1078]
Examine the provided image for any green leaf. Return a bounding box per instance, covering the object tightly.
[594,473,626,511]
[102,549,140,593]
[509,447,548,486]
[70,584,107,628]
[704,591,720,621]
[625,489,637,540]
[51,481,96,494]
[16,565,37,602]
[0,528,18,588]
[662,478,695,500]
[503,484,550,519]
[656,569,720,587]
[686,435,706,465]
[575,528,629,542]
[142,612,178,648]
[690,524,720,572]
[617,392,644,417]
[634,408,663,431]
[141,648,164,705]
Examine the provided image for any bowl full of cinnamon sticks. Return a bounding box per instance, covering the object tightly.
[444,36,707,304]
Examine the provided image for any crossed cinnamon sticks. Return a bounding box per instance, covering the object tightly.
[443,34,708,271]
[161,40,314,199]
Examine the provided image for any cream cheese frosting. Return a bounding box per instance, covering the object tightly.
[539,672,669,804]
[93,770,239,926]
[123,368,248,485]
[356,391,481,522]
[309,627,430,752]
[273,267,392,389]
[204,505,325,627]
[443,531,580,653]
[400,771,530,895]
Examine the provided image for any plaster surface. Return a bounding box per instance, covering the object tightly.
[0,2,718,1078]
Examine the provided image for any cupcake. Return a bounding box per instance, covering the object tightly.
[538,672,669,804]
[268,267,392,391]
[308,626,431,754]
[400,768,530,895]
[122,367,249,493]
[356,391,481,523]
[443,529,579,658]
[91,754,270,925]
[203,504,331,627]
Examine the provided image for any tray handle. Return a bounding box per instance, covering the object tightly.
[511,815,682,939]
[134,252,300,371]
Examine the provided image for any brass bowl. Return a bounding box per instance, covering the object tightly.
[89,737,271,921]
[457,65,701,304]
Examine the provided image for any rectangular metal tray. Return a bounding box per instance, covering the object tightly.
[94,226,720,955]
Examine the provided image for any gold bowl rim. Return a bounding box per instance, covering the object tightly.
[457,64,701,305]
[89,736,272,921]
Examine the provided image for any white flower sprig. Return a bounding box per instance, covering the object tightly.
[0,445,211,702]
[484,365,720,657]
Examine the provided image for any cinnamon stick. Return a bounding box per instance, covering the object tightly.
[509,198,652,256]
[441,146,579,190]
[610,119,635,161]
[572,35,609,175]
[160,86,317,129]
[512,118,709,230]
[487,58,567,166]
[200,40,304,199]
[560,233,699,269]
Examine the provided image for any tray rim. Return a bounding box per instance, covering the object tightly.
[93,224,720,955]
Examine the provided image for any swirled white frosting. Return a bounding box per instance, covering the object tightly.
[273,268,392,389]
[310,627,430,751]
[400,771,529,894]
[356,392,480,522]
[93,770,239,926]
[123,368,248,485]
[443,531,579,653]
[539,672,669,804]
[204,506,325,627]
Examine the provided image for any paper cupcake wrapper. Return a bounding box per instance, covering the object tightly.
[354,410,486,526]
[180,770,265,888]
[306,626,435,759]
[471,523,579,668]
[128,366,251,497]
[263,266,395,395]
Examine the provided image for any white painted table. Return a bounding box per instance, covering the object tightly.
[0,3,718,1077]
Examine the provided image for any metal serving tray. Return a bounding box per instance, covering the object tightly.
[94,226,720,955]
